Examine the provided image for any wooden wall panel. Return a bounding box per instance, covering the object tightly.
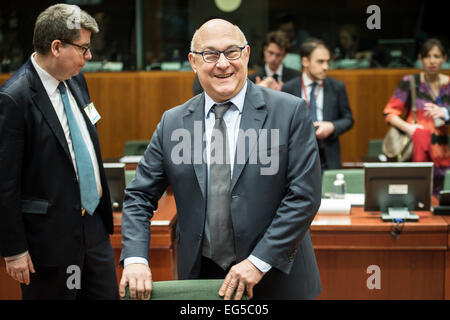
[2,69,449,162]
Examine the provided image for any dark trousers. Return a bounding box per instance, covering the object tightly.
[21,211,119,300]
[199,256,234,279]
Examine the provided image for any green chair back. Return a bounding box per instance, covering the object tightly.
[123,279,249,300]
[443,170,450,191]
[125,170,136,186]
[123,140,149,156]
[366,139,383,158]
[322,169,365,195]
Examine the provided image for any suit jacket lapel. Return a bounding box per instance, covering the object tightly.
[231,81,267,192]
[28,61,72,162]
[183,94,207,200]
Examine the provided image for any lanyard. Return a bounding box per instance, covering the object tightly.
[424,76,443,106]
[301,80,323,109]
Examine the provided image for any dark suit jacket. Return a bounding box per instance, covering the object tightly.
[0,59,113,267]
[121,80,322,299]
[282,74,354,169]
[248,65,302,84]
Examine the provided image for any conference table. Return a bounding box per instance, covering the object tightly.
[312,203,449,299]
[1,193,449,300]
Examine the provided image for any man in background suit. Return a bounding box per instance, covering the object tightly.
[248,30,301,91]
[283,38,354,170]
[119,19,321,300]
[0,4,118,299]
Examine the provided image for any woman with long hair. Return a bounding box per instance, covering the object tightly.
[384,38,450,194]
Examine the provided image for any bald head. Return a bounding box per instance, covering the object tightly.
[190,19,247,52]
[188,18,250,103]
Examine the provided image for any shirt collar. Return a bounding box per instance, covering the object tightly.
[204,81,247,117]
[265,64,283,78]
[302,72,324,87]
[30,53,61,96]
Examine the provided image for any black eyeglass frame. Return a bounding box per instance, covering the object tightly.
[191,45,247,63]
[60,40,91,56]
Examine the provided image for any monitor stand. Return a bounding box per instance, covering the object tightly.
[381,207,419,222]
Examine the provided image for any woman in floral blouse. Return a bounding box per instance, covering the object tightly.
[384,38,450,194]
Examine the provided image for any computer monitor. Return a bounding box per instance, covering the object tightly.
[104,162,126,211]
[376,38,416,68]
[363,162,433,221]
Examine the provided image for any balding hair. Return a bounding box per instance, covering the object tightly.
[190,19,248,52]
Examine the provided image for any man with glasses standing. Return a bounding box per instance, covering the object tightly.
[249,30,301,91]
[120,19,321,300]
[0,4,119,299]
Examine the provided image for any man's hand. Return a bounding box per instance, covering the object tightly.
[5,253,35,285]
[314,121,335,140]
[219,259,265,300]
[255,76,283,91]
[119,263,152,300]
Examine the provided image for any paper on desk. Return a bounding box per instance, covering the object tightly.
[119,155,143,163]
[345,193,364,206]
[318,198,351,214]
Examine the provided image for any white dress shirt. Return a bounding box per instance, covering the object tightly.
[301,73,324,122]
[264,64,283,81]
[125,82,272,273]
[31,53,102,198]
[5,55,102,262]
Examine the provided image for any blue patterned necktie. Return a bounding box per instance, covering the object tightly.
[309,82,318,122]
[58,82,99,215]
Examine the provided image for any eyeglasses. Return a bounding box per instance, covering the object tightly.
[191,45,247,63]
[60,40,90,56]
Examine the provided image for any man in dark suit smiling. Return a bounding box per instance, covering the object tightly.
[120,19,321,300]
[0,4,118,299]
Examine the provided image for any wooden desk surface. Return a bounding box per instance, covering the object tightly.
[111,193,177,249]
[311,204,449,299]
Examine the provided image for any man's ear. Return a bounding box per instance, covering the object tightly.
[51,40,62,57]
[301,56,309,69]
[188,53,197,73]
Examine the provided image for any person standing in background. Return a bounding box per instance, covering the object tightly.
[0,3,119,299]
[384,38,450,194]
[283,38,354,170]
[248,30,301,91]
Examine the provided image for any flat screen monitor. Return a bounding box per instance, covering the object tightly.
[376,38,416,68]
[104,162,126,211]
[363,162,433,221]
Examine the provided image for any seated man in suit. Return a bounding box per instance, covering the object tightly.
[283,38,354,170]
[248,30,301,91]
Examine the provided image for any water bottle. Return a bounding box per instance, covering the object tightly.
[333,173,347,199]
